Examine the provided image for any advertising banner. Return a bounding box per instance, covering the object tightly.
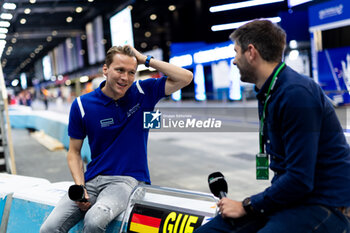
[309,0,350,28]
[317,46,350,105]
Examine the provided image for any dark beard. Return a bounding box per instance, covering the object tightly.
[239,67,256,84]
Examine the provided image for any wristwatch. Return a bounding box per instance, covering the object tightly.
[145,55,153,67]
[242,197,255,216]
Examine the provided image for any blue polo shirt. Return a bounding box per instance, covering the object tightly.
[251,64,350,214]
[68,77,167,183]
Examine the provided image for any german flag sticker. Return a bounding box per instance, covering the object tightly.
[128,204,163,233]
[129,213,162,232]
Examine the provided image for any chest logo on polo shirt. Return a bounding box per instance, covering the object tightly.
[100,118,114,128]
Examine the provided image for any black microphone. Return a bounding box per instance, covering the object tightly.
[208,172,228,199]
[208,172,236,227]
[68,185,88,202]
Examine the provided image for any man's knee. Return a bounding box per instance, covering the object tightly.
[84,203,114,232]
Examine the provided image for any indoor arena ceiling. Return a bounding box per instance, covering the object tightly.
[0,0,328,84]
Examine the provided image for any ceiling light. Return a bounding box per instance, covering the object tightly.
[88,0,94,2]
[11,79,19,87]
[30,53,35,58]
[289,40,298,49]
[34,48,40,53]
[3,3,17,10]
[127,5,133,10]
[24,8,31,14]
[11,38,16,43]
[7,46,12,51]
[288,50,299,60]
[66,17,73,23]
[134,22,140,28]
[20,18,27,24]
[80,34,86,40]
[0,13,13,20]
[38,45,43,50]
[144,31,151,37]
[168,5,176,11]
[80,76,89,83]
[141,42,147,49]
[52,30,58,36]
[75,7,83,13]
[0,34,6,39]
[0,28,8,34]
[211,16,281,31]
[80,49,85,55]
[210,0,284,12]
[0,21,10,27]
[29,0,36,4]
[46,36,52,42]
[150,14,157,20]
[65,80,71,86]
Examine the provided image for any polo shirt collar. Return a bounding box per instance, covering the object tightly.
[256,62,284,100]
[96,80,132,106]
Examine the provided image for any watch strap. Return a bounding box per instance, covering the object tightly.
[145,55,153,67]
[242,197,255,216]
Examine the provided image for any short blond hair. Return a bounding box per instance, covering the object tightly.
[105,45,136,67]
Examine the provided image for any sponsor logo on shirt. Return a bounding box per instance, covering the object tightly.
[100,118,114,128]
[127,103,141,117]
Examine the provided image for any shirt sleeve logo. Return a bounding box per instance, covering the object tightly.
[143,110,161,129]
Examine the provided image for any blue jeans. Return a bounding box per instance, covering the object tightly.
[40,175,139,233]
[194,205,350,233]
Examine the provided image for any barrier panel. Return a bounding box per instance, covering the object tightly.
[120,184,218,233]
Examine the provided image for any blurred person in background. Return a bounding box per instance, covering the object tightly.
[195,19,350,233]
[40,45,193,233]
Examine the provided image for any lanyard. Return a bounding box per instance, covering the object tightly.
[259,62,286,153]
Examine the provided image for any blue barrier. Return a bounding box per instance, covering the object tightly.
[9,106,91,162]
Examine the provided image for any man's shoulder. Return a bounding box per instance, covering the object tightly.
[280,66,319,91]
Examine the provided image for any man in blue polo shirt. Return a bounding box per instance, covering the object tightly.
[40,45,193,232]
[195,20,350,233]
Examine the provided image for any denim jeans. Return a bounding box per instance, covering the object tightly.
[40,175,139,233]
[194,205,350,233]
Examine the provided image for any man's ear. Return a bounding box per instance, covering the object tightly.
[102,64,108,75]
[246,44,258,62]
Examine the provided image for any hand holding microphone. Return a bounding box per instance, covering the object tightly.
[68,184,91,211]
[208,172,246,221]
